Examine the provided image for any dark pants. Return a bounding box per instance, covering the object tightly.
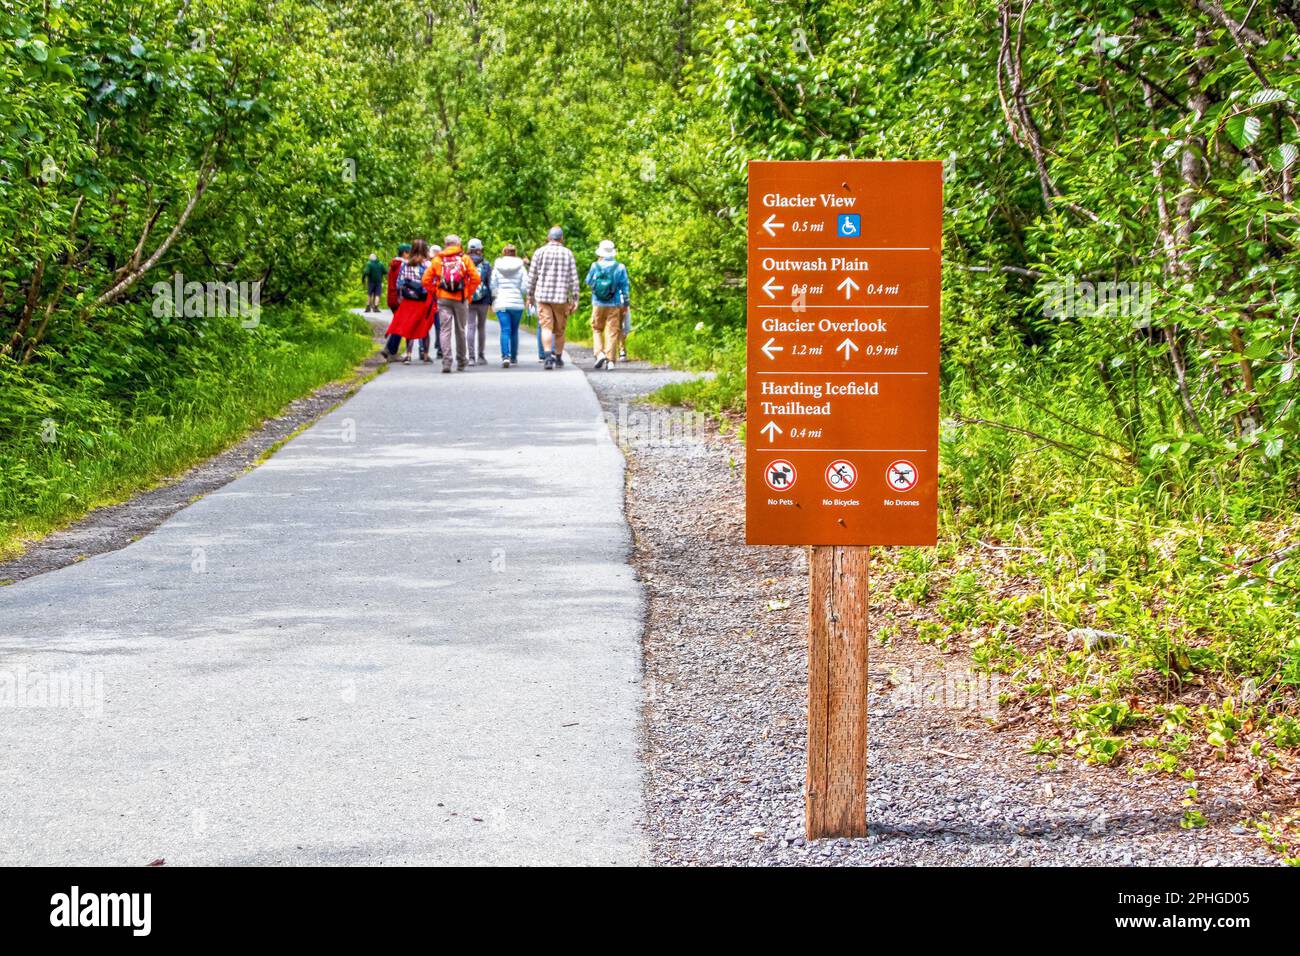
[385,333,429,358]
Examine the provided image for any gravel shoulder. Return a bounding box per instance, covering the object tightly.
[573,346,1280,866]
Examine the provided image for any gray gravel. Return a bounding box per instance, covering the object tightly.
[574,347,1280,867]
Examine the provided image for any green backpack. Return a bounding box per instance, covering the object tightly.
[590,262,620,302]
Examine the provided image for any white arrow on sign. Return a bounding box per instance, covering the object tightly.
[760,421,783,443]
[761,337,783,360]
[762,213,785,237]
[762,276,783,299]
[837,338,859,359]
[837,276,860,300]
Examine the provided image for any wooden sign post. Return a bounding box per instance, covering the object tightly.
[745,161,942,839]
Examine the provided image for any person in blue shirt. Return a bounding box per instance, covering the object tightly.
[584,239,630,370]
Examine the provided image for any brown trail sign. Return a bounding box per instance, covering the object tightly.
[745,160,942,839]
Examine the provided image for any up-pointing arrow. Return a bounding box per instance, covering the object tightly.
[761,337,783,360]
[760,421,783,443]
[837,275,860,300]
[762,276,783,299]
[837,338,859,359]
[762,213,785,237]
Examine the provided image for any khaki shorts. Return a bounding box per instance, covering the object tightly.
[537,301,572,332]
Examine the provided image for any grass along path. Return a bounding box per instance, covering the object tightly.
[0,304,374,563]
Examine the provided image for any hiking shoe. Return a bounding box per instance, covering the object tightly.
[477,355,487,366]
[594,352,608,370]
[554,353,564,368]
[544,354,555,370]
[441,364,451,373]
[401,354,411,364]
[502,358,511,368]
[619,348,628,362]
[606,360,616,371]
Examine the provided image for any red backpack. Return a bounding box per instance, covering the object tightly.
[439,254,467,295]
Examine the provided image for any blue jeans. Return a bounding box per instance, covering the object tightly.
[497,309,522,362]
[536,322,544,359]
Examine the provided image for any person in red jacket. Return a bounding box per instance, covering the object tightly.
[383,239,436,363]
[422,235,480,373]
[386,243,410,314]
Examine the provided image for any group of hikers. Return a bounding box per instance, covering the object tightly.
[361,226,630,373]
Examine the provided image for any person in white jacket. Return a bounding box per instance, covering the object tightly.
[489,244,530,367]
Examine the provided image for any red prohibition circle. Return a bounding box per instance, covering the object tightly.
[886,459,918,492]
[764,459,797,491]
[824,459,857,491]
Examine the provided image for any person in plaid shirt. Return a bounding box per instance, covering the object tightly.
[528,226,579,370]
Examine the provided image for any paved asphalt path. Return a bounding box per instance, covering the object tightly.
[0,317,647,865]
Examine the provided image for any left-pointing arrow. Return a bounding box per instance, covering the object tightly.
[762,276,783,299]
[762,213,785,237]
[761,337,783,360]
[760,421,783,442]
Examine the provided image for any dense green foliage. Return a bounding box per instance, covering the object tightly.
[1,0,410,548]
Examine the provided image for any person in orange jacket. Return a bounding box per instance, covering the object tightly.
[423,235,481,373]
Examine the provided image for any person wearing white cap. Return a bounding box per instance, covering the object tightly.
[465,238,492,365]
[584,239,630,370]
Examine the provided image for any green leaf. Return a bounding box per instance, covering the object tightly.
[1271,143,1298,172]
[1249,88,1289,106]
[1226,113,1261,149]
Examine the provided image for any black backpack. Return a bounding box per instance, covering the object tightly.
[399,264,428,301]
[471,257,492,302]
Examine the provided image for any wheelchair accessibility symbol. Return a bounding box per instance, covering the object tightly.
[837,214,861,238]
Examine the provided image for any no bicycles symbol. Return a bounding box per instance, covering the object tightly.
[765,459,796,491]
[824,459,857,491]
[886,459,918,492]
